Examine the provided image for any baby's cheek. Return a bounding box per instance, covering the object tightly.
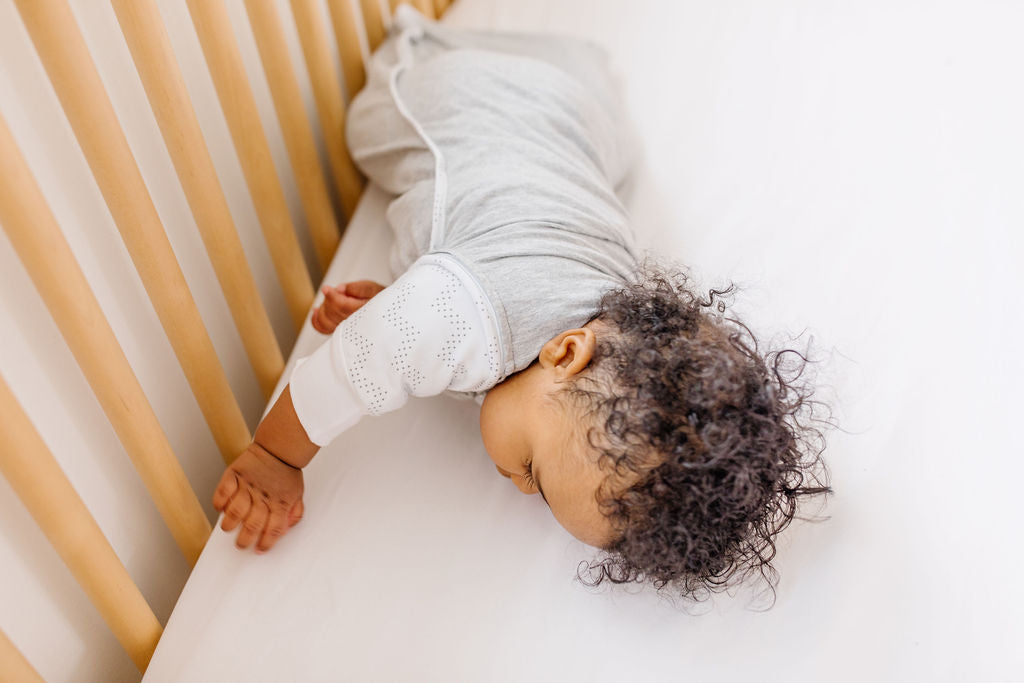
[478,389,513,467]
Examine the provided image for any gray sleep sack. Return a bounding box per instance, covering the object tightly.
[346,6,639,377]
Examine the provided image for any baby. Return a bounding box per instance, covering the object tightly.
[213,8,830,599]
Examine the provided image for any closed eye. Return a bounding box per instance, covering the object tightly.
[523,460,536,489]
[524,460,548,505]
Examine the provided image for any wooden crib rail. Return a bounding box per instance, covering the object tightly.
[403,0,438,21]
[1,0,456,677]
[14,0,253,464]
[110,0,286,400]
[0,111,212,566]
[0,376,163,672]
[244,0,343,273]
[293,0,366,217]
[0,628,45,683]
[328,0,370,99]
[185,0,317,329]
[360,0,388,52]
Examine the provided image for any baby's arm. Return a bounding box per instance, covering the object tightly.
[213,254,502,552]
[212,386,314,552]
[212,279,386,552]
[289,254,502,444]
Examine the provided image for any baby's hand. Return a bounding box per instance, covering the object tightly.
[212,443,305,553]
[311,280,386,334]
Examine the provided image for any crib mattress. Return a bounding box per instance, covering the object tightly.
[143,184,668,682]
[143,1,1022,681]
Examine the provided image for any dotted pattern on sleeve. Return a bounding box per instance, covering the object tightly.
[338,257,502,416]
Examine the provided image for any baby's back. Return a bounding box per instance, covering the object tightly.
[347,9,639,372]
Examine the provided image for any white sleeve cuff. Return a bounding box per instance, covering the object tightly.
[289,341,364,447]
[287,253,502,448]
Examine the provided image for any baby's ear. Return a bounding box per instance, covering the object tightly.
[539,328,596,380]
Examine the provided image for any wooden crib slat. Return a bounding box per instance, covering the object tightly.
[0,377,163,673]
[0,112,211,566]
[412,0,437,20]
[111,0,285,400]
[243,0,341,274]
[290,0,365,220]
[0,628,46,683]
[359,0,387,51]
[14,0,252,465]
[327,0,368,97]
[185,0,315,329]
[389,0,401,15]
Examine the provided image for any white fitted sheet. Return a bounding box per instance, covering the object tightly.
[144,1,1024,681]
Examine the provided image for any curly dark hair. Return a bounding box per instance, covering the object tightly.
[566,265,832,603]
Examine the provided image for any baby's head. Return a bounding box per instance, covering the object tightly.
[479,266,831,600]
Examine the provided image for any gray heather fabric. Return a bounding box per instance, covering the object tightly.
[346,6,639,376]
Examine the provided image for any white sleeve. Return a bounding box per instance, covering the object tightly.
[289,254,503,446]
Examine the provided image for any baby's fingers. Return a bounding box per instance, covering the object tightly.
[343,280,386,299]
[235,496,269,550]
[311,304,331,334]
[322,286,365,317]
[220,485,252,532]
[256,502,292,554]
[212,469,239,512]
[312,300,345,334]
[288,499,304,527]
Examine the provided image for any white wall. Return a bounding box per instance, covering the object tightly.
[0,1,360,680]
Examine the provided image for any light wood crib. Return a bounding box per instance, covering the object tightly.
[4,0,1020,681]
[1,0,451,678]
